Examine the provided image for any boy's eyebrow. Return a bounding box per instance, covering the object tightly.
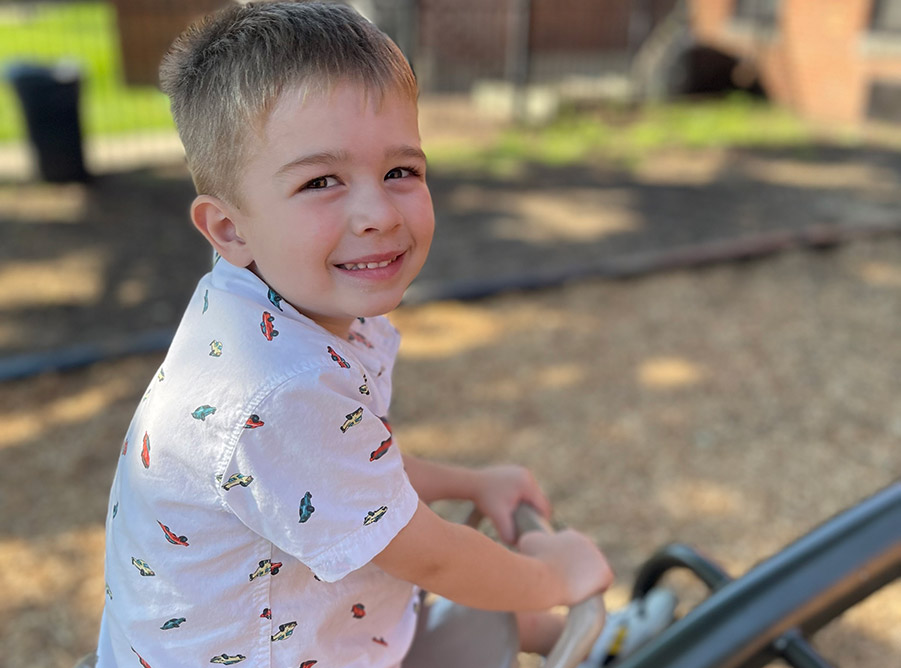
[275,145,428,177]
[386,145,428,164]
[275,150,349,176]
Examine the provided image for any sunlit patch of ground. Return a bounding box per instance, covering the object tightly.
[2,239,899,666]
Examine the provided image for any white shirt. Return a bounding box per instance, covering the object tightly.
[97,259,420,667]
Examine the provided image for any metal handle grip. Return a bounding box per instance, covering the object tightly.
[466,504,607,667]
[513,503,607,668]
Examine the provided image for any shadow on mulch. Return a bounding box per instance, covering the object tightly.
[1,143,900,666]
[2,142,900,366]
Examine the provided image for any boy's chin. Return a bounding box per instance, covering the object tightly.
[355,302,402,320]
[357,292,410,318]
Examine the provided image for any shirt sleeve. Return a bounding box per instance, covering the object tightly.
[219,365,419,582]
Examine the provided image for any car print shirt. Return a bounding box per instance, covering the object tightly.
[96,258,421,668]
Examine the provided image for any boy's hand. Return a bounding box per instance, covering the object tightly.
[517,529,614,607]
[473,464,552,544]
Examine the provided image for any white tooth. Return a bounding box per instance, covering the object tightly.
[342,258,395,270]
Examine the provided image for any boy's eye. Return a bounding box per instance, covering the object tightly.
[302,175,338,190]
[385,166,420,180]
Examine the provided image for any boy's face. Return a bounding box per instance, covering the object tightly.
[226,82,434,337]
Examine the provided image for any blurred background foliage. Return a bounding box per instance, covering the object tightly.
[6,0,896,180]
[0,2,173,141]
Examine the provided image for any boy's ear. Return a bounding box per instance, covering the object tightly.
[191,195,253,268]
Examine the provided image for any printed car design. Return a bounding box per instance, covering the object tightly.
[210,654,246,665]
[221,473,254,491]
[352,603,366,619]
[192,405,217,421]
[370,418,393,461]
[260,311,279,341]
[141,432,151,469]
[131,557,155,577]
[249,559,282,581]
[157,368,165,382]
[203,289,209,314]
[209,340,223,357]
[370,434,393,461]
[260,608,272,619]
[299,662,318,668]
[158,520,189,546]
[373,637,388,647]
[359,384,370,395]
[348,330,374,349]
[161,617,186,630]
[132,648,152,668]
[340,407,364,433]
[327,346,351,369]
[298,491,315,523]
[267,287,284,311]
[270,621,297,642]
[364,506,388,526]
[121,438,127,455]
[244,414,264,429]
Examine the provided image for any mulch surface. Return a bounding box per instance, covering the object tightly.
[1,142,899,666]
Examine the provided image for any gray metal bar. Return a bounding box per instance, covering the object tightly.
[630,542,733,596]
[505,0,532,122]
[617,483,901,668]
[772,630,836,668]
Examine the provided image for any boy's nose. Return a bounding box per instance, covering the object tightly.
[349,186,403,235]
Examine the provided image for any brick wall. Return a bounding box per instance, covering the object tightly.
[530,0,633,51]
[112,0,230,86]
[415,0,678,91]
[689,0,901,124]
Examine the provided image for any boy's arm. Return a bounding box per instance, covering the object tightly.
[401,453,477,504]
[402,453,552,544]
[372,499,612,612]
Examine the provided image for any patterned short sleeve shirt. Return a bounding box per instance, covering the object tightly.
[96,259,421,668]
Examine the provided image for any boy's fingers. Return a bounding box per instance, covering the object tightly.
[495,514,514,544]
[520,471,552,518]
[515,529,544,553]
[533,491,552,518]
[523,489,551,520]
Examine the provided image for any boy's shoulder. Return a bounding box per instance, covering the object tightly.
[161,260,399,402]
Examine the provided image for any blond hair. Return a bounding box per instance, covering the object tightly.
[159,1,418,203]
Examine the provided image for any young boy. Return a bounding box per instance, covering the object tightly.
[96,2,674,666]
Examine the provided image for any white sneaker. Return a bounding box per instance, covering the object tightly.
[578,588,677,666]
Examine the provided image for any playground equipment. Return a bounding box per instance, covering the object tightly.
[75,482,899,668]
[407,483,900,668]
[617,481,900,668]
[402,504,606,668]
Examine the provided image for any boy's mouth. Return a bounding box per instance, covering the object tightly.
[336,254,401,271]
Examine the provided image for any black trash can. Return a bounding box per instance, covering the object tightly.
[6,62,90,182]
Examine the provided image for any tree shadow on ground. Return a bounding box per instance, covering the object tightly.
[1,233,899,664]
[1,142,900,362]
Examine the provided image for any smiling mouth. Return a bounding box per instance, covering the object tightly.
[336,255,400,271]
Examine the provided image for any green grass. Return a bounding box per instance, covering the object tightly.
[0,2,173,142]
[425,94,817,175]
[0,2,818,170]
